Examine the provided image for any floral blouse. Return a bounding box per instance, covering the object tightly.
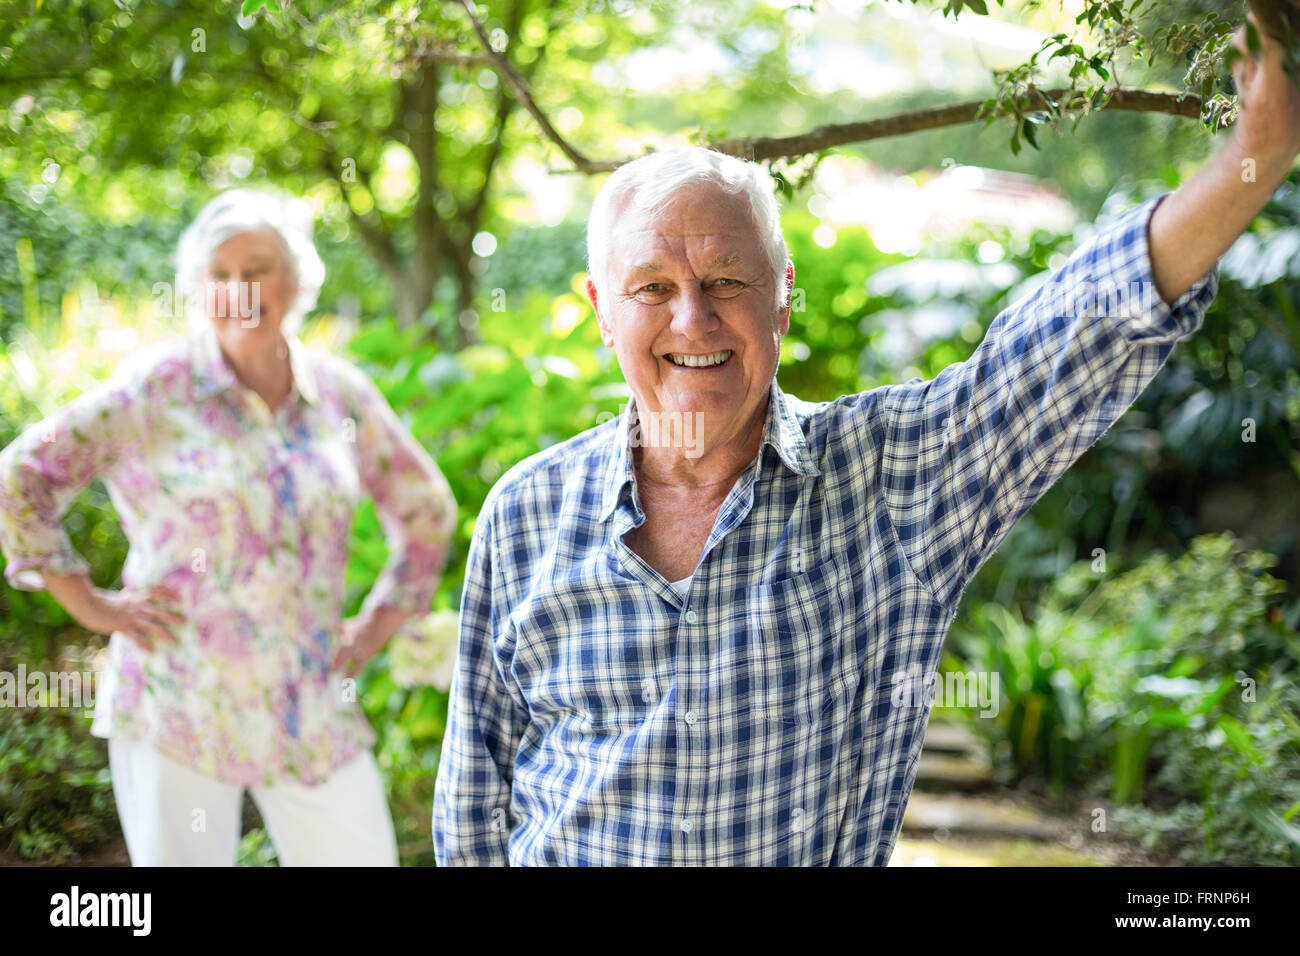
[0,326,456,787]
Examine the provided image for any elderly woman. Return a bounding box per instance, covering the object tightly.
[0,188,457,866]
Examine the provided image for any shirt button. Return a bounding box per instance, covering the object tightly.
[680,819,693,833]
[684,609,699,624]
[684,710,698,725]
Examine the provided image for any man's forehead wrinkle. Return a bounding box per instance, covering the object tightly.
[612,229,755,279]
[628,253,743,271]
[619,224,746,243]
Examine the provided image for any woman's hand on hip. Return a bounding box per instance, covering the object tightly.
[332,607,411,678]
[98,588,185,652]
[44,574,184,652]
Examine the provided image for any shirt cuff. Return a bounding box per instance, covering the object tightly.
[1091,193,1221,343]
[3,549,91,592]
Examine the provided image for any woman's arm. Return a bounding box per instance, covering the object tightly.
[330,365,458,676]
[44,571,183,652]
[333,606,414,677]
[0,354,182,650]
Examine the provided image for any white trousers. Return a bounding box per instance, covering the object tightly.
[108,736,399,866]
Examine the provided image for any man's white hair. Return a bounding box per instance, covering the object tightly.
[174,187,325,335]
[586,146,790,311]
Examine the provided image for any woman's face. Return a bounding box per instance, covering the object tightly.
[203,227,298,359]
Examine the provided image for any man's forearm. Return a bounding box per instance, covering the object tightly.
[1149,132,1293,306]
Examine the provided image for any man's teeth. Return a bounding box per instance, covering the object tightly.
[668,350,732,367]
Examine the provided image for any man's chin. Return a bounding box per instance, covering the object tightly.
[634,395,763,441]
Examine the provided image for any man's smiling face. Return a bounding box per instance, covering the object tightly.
[588,181,792,452]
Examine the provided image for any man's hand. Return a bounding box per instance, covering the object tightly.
[331,607,411,677]
[1232,4,1300,177]
[1147,7,1300,305]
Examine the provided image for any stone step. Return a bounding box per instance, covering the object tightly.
[888,836,1101,867]
[902,792,1059,840]
[912,752,993,792]
[920,721,983,756]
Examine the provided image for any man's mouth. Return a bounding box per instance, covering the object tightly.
[665,350,733,368]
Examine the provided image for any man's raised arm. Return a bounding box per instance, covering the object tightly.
[1150,13,1300,302]
[857,11,1300,614]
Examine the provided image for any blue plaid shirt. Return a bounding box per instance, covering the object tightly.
[432,194,1219,865]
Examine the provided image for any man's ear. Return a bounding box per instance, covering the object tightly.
[777,262,795,337]
[587,276,615,347]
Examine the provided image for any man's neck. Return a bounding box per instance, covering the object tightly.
[631,390,770,496]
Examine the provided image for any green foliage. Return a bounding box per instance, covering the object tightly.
[955,171,1300,622]
[236,826,280,867]
[951,533,1300,864]
[0,706,116,861]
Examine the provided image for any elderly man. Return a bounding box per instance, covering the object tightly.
[433,19,1300,865]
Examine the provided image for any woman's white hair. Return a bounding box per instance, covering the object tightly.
[586,146,790,311]
[174,187,325,335]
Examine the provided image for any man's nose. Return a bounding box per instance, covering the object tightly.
[669,285,719,337]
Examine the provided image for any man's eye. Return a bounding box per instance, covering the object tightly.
[633,283,670,301]
[710,278,746,296]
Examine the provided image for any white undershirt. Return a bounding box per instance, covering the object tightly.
[669,575,693,596]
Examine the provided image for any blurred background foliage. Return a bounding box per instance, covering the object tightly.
[2,0,1299,865]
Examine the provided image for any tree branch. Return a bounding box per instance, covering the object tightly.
[398,45,495,72]
[405,60,441,308]
[319,151,404,279]
[449,3,1212,176]
[549,87,1210,175]
[705,87,1207,164]
[463,0,553,234]
[452,0,603,173]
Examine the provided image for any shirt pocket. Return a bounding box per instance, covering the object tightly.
[511,576,670,735]
[743,551,859,728]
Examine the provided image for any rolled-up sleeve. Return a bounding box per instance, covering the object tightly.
[433,505,529,866]
[0,370,144,591]
[349,371,457,618]
[876,192,1219,609]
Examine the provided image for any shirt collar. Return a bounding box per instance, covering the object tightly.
[599,380,820,523]
[192,324,320,407]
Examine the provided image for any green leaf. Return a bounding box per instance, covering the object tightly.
[1216,714,1263,762]
[1246,807,1300,853]
[1147,707,1189,728]
[1022,118,1038,150]
[1166,655,1203,678]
